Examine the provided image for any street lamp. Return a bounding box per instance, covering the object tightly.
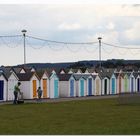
[21,29,27,65]
[98,37,102,69]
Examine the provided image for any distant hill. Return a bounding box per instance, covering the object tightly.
[14,59,140,69]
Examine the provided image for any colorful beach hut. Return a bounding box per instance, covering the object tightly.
[116,73,124,94]
[49,70,59,98]
[123,73,130,93]
[58,74,76,97]
[82,74,94,96]
[73,74,86,97]
[110,73,117,95]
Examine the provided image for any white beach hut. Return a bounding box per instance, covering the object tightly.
[58,74,76,97]
[135,73,140,93]
[36,70,50,98]
[129,72,136,93]
[17,72,40,99]
[7,72,19,101]
[94,75,102,96]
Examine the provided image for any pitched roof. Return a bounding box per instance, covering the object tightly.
[73,74,86,81]
[13,67,23,74]
[133,72,140,78]
[0,67,17,79]
[81,74,91,79]
[96,68,115,79]
[91,75,97,79]
[57,74,73,81]
[0,72,8,81]
[17,72,38,81]
[35,69,49,79]
[85,68,96,73]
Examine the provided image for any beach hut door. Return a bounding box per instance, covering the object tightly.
[112,78,115,94]
[124,78,127,92]
[0,80,4,100]
[96,79,99,95]
[70,79,74,97]
[80,79,84,96]
[88,78,92,96]
[119,77,121,93]
[33,80,37,98]
[54,80,58,98]
[43,79,47,98]
[137,78,140,92]
[104,79,107,95]
[131,77,134,92]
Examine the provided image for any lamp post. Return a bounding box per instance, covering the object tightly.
[98,37,102,69]
[21,29,27,65]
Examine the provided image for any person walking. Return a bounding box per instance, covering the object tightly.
[37,87,42,101]
[13,82,21,104]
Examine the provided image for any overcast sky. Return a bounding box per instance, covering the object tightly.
[0,3,140,66]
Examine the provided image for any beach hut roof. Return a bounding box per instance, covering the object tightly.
[57,74,74,81]
[17,72,39,81]
[12,67,23,74]
[103,69,115,78]
[1,67,18,80]
[87,68,96,73]
[133,72,140,78]
[45,68,57,77]
[73,74,86,81]
[91,75,98,79]
[36,69,49,79]
[59,68,71,74]
[81,74,91,79]
[68,68,82,74]
[64,68,71,74]
[0,72,8,81]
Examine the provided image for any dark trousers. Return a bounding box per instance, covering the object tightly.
[13,92,18,104]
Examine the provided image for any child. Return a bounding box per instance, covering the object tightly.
[37,87,42,100]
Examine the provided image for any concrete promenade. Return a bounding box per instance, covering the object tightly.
[0,94,118,105]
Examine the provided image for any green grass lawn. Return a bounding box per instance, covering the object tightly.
[0,98,140,135]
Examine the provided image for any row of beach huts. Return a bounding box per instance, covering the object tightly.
[0,66,140,101]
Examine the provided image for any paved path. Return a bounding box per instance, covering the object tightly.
[0,95,118,105]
